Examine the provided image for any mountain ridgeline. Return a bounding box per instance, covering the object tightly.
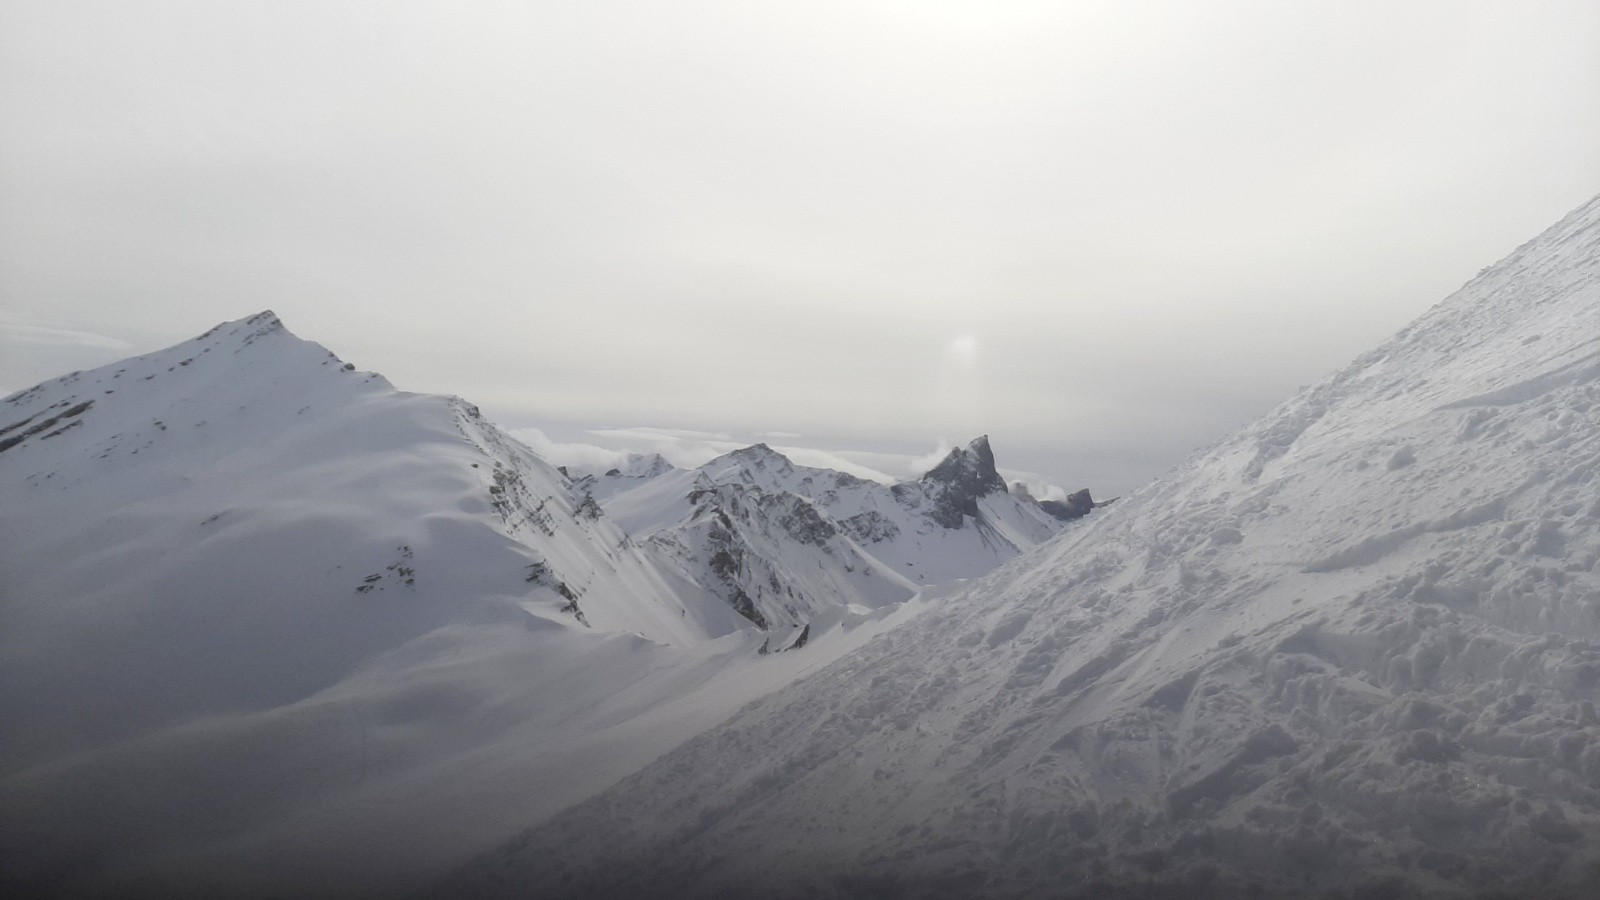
[571,436,1092,634]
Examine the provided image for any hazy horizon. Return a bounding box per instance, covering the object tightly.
[4,1,1598,496]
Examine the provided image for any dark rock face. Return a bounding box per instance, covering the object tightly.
[726,587,767,629]
[919,435,1008,529]
[0,398,94,454]
[922,435,1005,493]
[701,509,770,629]
[573,495,604,520]
[1040,488,1095,521]
[840,510,901,544]
[774,496,835,546]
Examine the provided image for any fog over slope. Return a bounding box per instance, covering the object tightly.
[437,198,1600,898]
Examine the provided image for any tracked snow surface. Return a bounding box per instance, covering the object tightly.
[436,200,1600,899]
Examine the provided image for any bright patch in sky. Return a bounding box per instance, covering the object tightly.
[948,334,979,368]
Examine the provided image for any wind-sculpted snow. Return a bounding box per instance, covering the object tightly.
[437,197,1600,898]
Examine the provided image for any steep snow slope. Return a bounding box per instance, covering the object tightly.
[439,198,1600,899]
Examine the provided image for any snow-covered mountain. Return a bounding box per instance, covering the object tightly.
[0,310,1093,897]
[575,436,1087,632]
[0,313,737,730]
[0,312,780,896]
[435,199,1600,899]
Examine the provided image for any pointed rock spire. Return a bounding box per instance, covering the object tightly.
[919,435,1009,528]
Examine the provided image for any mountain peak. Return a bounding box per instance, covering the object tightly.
[192,309,285,342]
[921,434,1003,492]
[708,443,793,471]
[915,435,1009,528]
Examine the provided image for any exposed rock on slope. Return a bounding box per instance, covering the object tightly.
[1040,487,1098,521]
[647,479,919,631]
[436,198,1600,899]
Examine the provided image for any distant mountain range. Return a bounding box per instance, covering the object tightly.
[570,434,1092,637]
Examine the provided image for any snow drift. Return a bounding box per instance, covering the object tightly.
[436,199,1600,899]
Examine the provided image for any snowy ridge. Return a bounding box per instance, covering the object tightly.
[646,479,919,632]
[587,436,1082,632]
[436,197,1600,899]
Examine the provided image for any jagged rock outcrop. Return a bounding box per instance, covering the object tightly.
[590,437,1096,625]
[902,435,1007,528]
[1040,487,1096,521]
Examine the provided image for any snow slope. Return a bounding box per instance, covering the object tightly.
[0,312,733,758]
[437,198,1600,899]
[0,312,779,896]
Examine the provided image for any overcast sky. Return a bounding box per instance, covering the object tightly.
[3,1,1597,495]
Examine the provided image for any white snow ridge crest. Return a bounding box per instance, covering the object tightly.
[431,199,1600,898]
